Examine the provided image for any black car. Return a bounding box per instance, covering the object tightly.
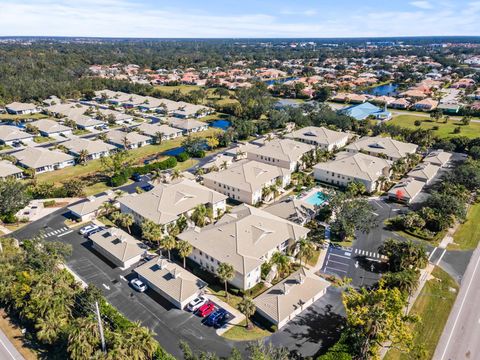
[132,173,142,182]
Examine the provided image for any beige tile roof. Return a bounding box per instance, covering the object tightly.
[423,150,452,167]
[346,136,418,160]
[106,130,151,145]
[203,160,290,192]
[90,228,145,263]
[0,125,33,142]
[137,123,183,137]
[166,117,208,131]
[30,119,71,134]
[314,151,391,182]
[0,160,22,178]
[388,177,425,200]
[407,163,440,182]
[265,198,316,224]
[178,204,309,275]
[247,139,314,163]
[12,147,74,169]
[134,256,207,304]
[119,179,227,225]
[68,191,116,217]
[62,138,116,155]
[285,126,350,147]
[5,102,37,112]
[254,268,329,324]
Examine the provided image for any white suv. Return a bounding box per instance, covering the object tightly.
[187,296,207,312]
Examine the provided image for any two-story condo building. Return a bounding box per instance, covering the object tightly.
[313,151,391,193]
[118,179,227,228]
[345,136,418,162]
[246,138,314,171]
[178,204,309,290]
[285,126,351,151]
[202,159,291,205]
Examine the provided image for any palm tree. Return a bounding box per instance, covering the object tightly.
[271,252,292,278]
[140,219,162,247]
[117,213,134,234]
[262,186,272,201]
[190,204,213,227]
[98,201,117,218]
[97,133,108,142]
[217,262,235,301]
[111,321,157,360]
[220,160,229,170]
[297,238,315,267]
[238,296,256,330]
[177,240,193,268]
[195,167,205,177]
[121,135,131,149]
[171,169,182,180]
[77,149,89,165]
[67,317,101,360]
[154,131,164,145]
[36,311,67,344]
[160,235,177,260]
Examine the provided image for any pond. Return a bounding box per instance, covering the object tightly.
[209,119,231,130]
[364,83,399,96]
[263,76,298,86]
[163,146,186,156]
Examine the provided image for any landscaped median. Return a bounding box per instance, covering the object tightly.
[448,201,480,251]
[384,267,458,360]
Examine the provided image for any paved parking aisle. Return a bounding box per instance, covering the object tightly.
[322,247,352,277]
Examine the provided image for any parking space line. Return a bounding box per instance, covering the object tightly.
[329,253,351,260]
[58,230,74,237]
[325,266,347,274]
[326,259,350,267]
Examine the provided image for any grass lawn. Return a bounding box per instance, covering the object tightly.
[222,319,272,341]
[449,202,480,250]
[3,222,28,232]
[0,113,47,121]
[384,267,458,360]
[305,249,321,267]
[154,84,201,94]
[72,129,91,136]
[0,309,39,360]
[35,128,221,195]
[175,158,199,172]
[33,136,54,143]
[389,115,480,139]
[154,85,239,107]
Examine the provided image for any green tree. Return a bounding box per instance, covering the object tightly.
[141,219,162,246]
[297,238,315,266]
[177,240,193,268]
[343,284,417,359]
[115,213,134,234]
[111,321,157,360]
[217,262,235,301]
[271,252,292,278]
[238,296,256,330]
[190,204,213,227]
[379,239,428,272]
[0,177,30,217]
[160,235,177,260]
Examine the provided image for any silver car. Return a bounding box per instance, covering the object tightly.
[130,278,147,292]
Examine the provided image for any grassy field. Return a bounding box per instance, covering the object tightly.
[384,267,458,360]
[154,85,238,107]
[222,319,272,341]
[389,115,480,139]
[35,128,221,195]
[449,202,480,250]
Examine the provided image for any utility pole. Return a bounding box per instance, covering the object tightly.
[95,301,106,354]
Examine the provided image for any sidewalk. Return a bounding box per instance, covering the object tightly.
[203,293,246,336]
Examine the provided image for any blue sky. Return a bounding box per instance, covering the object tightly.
[0,0,479,38]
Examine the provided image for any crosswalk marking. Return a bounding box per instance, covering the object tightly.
[353,248,388,260]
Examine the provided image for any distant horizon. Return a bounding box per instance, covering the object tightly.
[1,1,480,38]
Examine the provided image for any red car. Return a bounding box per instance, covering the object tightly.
[197,301,215,317]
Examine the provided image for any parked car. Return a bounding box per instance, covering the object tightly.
[141,184,154,191]
[79,224,98,235]
[215,311,231,328]
[87,227,104,236]
[197,301,215,317]
[205,308,226,326]
[130,278,147,292]
[132,173,142,182]
[187,296,207,312]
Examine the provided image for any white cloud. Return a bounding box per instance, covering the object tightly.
[0,0,478,38]
[410,1,433,9]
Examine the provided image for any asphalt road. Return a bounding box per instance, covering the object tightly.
[10,207,345,358]
[433,245,480,360]
[0,329,24,360]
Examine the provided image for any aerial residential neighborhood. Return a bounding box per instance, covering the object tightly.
[1,2,480,360]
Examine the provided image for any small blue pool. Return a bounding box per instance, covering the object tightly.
[304,191,329,206]
[209,119,231,130]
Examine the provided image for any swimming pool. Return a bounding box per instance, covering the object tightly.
[304,191,329,206]
[209,119,231,130]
